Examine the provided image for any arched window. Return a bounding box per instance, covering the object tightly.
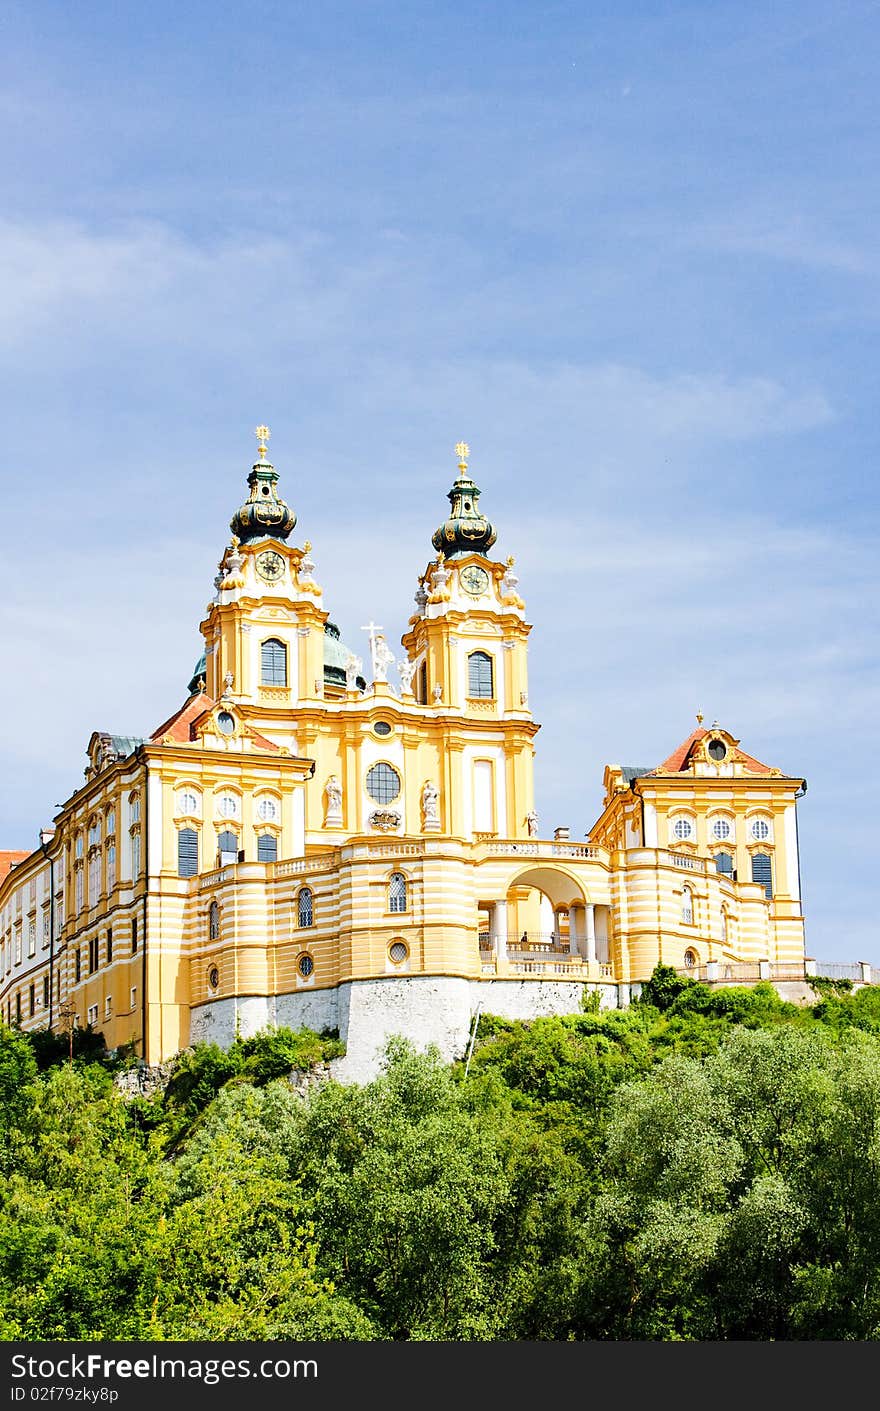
[218,830,239,865]
[681,885,693,925]
[178,827,198,878]
[751,853,772,899]
[721,908,728,944]
[468,651,494,699]
[297,887,313,928]
[261,638,287,686]
[715,851,734,878]
[257,833,277,863]
[683,948,698,968]
[209,900,220,940]
[389,872,407,913]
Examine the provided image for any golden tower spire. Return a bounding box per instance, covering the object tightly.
[255,424,271,461]
[454,440,470,473]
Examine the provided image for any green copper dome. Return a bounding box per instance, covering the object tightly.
[187,653,206,696]
[323,622,365,690]
[230,426,297,545]
[431,442,497,560]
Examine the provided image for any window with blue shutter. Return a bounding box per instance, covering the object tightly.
[257,833,277,863]
[715,851,734,877]
[218,830,239,865]
[751,853,772,899]
[261,638,287,686]
[178,827,199,878]
[468,651,494,699]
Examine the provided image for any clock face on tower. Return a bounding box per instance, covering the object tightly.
[256,549,285,584]
[460,564,489,597]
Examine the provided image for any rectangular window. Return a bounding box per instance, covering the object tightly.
[42,975,49,1008]
[104,995,112,1019]
[87,1003,98,1026]
[131,833,141,879]
[130,797,141,825]
[29,983,35,1017]
[106,928,113,964]
[16,993,21,1023]
[75,871,83,913]
[88,937,99,974]
[177,828,199,878]
[473,759,495,834]
[467,652,494,699]
[75,948,81,983]
[131,917,138,954]
[42,911,50,947]
[14,928,21,965]
[27,920,36,956]
[107,845,116,890]
[130,986,137,1012]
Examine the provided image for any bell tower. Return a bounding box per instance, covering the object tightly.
[400,443,538,838]
[197,427,328,735]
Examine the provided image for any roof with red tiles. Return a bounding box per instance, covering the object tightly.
[0,851,30,885]
[653,727,774,776]
[150,693,280,751]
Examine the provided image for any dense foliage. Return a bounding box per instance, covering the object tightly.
[4,969,880,1340]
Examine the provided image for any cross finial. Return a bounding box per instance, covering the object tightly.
[255,424,271,460]
[455,440,470,472]
[696,710,704,725]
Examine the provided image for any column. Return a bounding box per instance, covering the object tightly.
[493,900,508,962]
[585,904,597,965]
[569,905,582,956]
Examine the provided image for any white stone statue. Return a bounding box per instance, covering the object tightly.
[324,775,343,827]
[373,633,395,682]
[432,682,443,702]
[398,658,416,695]
[222,670,234,697]
[344,652,362,691]
[421,779,440,831]
[414,582,428,614]
[526,809,539,837]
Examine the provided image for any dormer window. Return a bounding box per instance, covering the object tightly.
[707,738,727,761]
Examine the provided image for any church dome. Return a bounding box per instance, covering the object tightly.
[431,442,497,560]
[323,622,365,690]
[187,653,206,696]
[230,425,297,545]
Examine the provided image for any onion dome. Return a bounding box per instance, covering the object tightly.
[230,425,297,545]
[431,442,497,560]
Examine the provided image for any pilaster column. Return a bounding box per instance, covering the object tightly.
[569,905,581,956]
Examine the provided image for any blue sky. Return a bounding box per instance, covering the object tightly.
[1,0,878,960]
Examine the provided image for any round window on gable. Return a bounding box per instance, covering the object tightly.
[297,953,314,979]
[707,739,727,761]
[217,711,235,735]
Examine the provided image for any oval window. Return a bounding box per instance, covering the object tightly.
[366,762,401,804]
[374,721,392,737]
[217,711,235,735]
[208,965,220,990]
[298,953,314,979]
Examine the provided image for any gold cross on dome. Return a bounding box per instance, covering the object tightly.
[455,440,470,470]
[255,424,271,458]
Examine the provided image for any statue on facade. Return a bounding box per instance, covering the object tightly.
[421,779,440,831]
[373,633,395,683]
[526,809,539,837]
[324,775,343,827]
[398,658,417,695]
[344,652,363,691]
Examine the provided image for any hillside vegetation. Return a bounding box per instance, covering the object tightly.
[3,968,880,1341]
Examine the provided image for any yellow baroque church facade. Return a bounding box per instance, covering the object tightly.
[0,431,809,1078]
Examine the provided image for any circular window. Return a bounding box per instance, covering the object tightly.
[673,818,693,841]
[707,739,727,761]
[751,819,770,841]
[257,798,278,822]
[374,721,392,737]
[217,711,235,735]
[683,949,698,969]
[712,818,731,841]
[208,965,220,990]
[297,953,314,979]
[366,762,401,804]
[217,794,239,819]
[389,941,408,963]
[178,790,198,815]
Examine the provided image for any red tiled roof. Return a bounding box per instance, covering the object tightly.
[150,693,280,751]
[654,727,774,776]
[151,692,216,743]
[0,850,30,885]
